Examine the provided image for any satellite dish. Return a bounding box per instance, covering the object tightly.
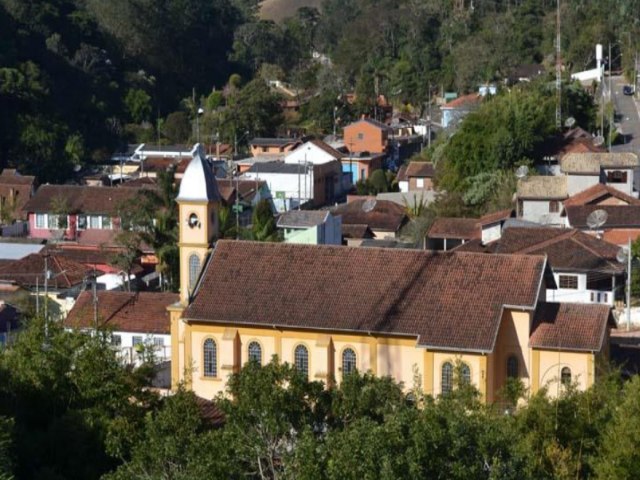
[362,199,377,213]
[515,165,529,179]
[564,117,576,128]
[73,164,82,172]
[593,135,605,147]
[586,209,608,230]
[617,247,629,264]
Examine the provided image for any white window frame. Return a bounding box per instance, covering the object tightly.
[416,178,425,188]
[35,213,47,229]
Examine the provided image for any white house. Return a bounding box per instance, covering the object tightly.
[516,176,568,225]
[284,139,343,166]
[560,152,639,197]
[64,290,179,366]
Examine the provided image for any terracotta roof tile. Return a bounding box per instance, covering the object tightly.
[341,224,374,239]
[563,184,640,207]
[0,254,90,289]
[405,162,435,178]
[479,209,514,226]
[602,229,640,245]
[566,205,640,228]
[332,200,407,233]
[428,217,479,240]
[442,93,481,109]
[562,152,638,171]
[64,291,179,334]
[24,185,142,216]
[184,241,547,352]
[277,210,330,228]
[530,302,614,351]
[308,139,344,159]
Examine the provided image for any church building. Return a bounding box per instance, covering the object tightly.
[170,154,615,402]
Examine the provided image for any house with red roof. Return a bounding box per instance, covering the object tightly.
[441,93,481,129]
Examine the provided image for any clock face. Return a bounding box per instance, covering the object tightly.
[188,213,199,228]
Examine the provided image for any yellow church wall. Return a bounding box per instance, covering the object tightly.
[178,202,215,245]
[536,350,594,397]
[377,341,424,390]
[430,352,485,398]
[492,309,532,399]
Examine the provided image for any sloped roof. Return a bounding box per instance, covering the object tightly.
[332,200,407,233]
[562,152,639,173]
[405,162,435,178]
[441,93,481,109]
[566,205,640,228]
[517,176,568,199]
[341,224,374,239]
[345,118,393,132]
[428,218,479,240]
[64,291,179,334]
[563,183,640,207]
[183,241,547,353]
[307,139,344,159]
[492,227,623,274]
[277,210,330,228]
[250,138,301,147]
[0,254,90,289]
[24,185,141,215]
[530,302,615,351]
[176,155,221,202]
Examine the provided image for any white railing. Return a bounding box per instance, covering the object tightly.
[116,345,171,366]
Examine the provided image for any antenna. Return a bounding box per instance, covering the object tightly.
[564,117,576,128]
[515,165,529,179]
[586,209,608,235]
[555,0,562,129]
[362,199,377,213]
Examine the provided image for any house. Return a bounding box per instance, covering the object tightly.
[427,210,514,250]
[340,152,385,183]
[397,162,435,192]
[517,176,568,225]
[441,93,481,129]
[284,139,344,166]
[560,152,639,197]
[65,290,179,367]
[538,127,604,172]
[249,138,302,157]
[0,169,36,223]
[168,153,615,402]
[563,183,640,209]
[343,118,393,155]
[331,199,408,241]
[23,184,143,244]
[457,227,624,306]
[565,205,640,246]
[508,63,546,84]
[277,210,342,245]
[0,253,91,315]
[243,159,343,212]
[340,224,375,247]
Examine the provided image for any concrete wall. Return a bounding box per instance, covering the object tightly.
[521,199,564,225]
[481,222,502,244]
[566,174,599,196]
[603,168,634,196]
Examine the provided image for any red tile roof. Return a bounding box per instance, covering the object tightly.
[0,169,36,219]
[0,254,90,289]
[602,229,640,245]
[428,217,480,240]
[479,209,514,226]
[492,227,623,274]
[565,205,640,228]
[530,302,614,351]
[24,185,142,216]
[64,291,179,334]
[308,139,344,159]
[563,184,640,207]
[405,162,435,178]
[332,199,407,233]
[184,241,547,352]
[442,93,481,109]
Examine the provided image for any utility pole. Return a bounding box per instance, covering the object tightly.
[628,236,632,331]
[43,254,49,339]
[427,83,432,148]
[555,0,562,129]
[92,271,98,330]
[609,42,613,152]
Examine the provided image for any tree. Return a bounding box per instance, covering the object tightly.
[251,199,279,242]
[162,111,191,144]
[124,88,152,124]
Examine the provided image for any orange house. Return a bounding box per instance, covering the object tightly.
[343,119,392,154]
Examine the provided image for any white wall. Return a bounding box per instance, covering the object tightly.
[521,200,564,226]
[243,170,314,213]
[112,330,171,366]
[566,174,599,196]
[603,168,634,196]
[546,272,614,305]
[285,142,336,165]
[481,222,502,244]
[398,180,409,193]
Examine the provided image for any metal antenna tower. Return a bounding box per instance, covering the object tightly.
[555,0,562,129]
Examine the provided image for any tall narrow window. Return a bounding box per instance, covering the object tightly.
[561,367,571,386]
[342,348,356,376]
[188,254,201,290]
[460,363,471,385]
[294,345,309,378]
[204,339,217,377]
[441,362,453,395]
[36,214,46,229]
[248,341,262,365]
[507,355,519,379]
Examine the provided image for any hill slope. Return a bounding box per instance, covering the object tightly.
[260,0,322,22]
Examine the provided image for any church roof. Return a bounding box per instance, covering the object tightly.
[183,241,548,353]
[176,154,221,202]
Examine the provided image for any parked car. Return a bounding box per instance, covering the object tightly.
[623,85,635,95]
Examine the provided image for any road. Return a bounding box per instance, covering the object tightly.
[610,75,640,154]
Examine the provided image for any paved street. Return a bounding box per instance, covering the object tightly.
[610,75,640,154]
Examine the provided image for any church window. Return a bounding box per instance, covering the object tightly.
[204,339,217,377]
[561,367,571,386]
[441,362,453,395]
[507,355,519,378]
[460,363,471,384]
[188,254,200,290]
[248,341,262,365]
[342,348,356,376]
[294,344,309,378]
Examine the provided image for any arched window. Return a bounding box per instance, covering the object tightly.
[441,362,453,395]
[294,345,309,378]
[248,341,262,365]
[561,367,572,386]
[203,339,217,377]
[342,348,356,377]
[507,355,519,379]
[460,363,471,385]
[188,254,200,289]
